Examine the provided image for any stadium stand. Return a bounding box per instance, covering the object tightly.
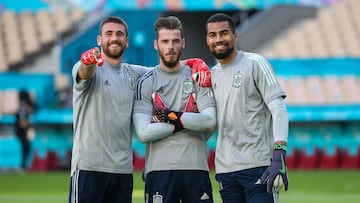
[19,11,41,56]
[1,10,25,68]
[258,0,360,58]
[0,6,85,72]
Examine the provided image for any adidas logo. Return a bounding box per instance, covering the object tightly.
[200,192,210,200]
[104,80,111,86]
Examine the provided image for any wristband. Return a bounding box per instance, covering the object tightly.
[274,143,287,151]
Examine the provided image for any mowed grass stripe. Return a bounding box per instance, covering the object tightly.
[1,170,360,203]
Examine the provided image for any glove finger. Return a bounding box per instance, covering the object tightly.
[267,176,276,193]
[195,71,212,87]
[89,53,98,64]
[192,72,199,83]
[260,170,270,183]
[81,52,91,64]
[84,52,97,64]
[185,93,199,113]
[197,62,209,72]
[97,56,104,66]
[151,115,159,123]
[186,58,202,67]
[152,92,167,108]
[282,174,289,191]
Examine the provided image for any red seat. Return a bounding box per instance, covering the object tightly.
[286,148,300,169]
[341,148,360,169]
[133,152,145,171]
[207,150,215,170]
[318,147,342,169]
[30,150,49,172]
[297,148,321,170]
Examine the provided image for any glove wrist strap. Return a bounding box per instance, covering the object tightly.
[274,143,287,151]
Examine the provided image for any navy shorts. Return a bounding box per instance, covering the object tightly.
[68,170,133,203]
[215,167,273,203]
[145,170,213,203]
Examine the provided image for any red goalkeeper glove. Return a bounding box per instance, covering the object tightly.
[186,58,212,87]
[152,92,183,133]
[81,47,104,66]
[185,93,199,113]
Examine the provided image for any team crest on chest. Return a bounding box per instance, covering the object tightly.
[128,77,135,90]
[233,74,243,88]
[152,192,163,203]
[183,81,194,94]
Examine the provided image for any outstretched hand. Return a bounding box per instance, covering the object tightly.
[81,47,104,66]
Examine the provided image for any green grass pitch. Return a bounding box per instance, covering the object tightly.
[0,170,359,203]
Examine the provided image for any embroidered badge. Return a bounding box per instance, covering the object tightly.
[183,81,194,95]
[233,74,243,88]
[152,192,163,203]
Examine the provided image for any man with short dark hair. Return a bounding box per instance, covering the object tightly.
[205,13,289,203]
[133,16,217,203]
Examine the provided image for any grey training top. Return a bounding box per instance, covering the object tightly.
[71,61,148,175]
[211,51,286,174]
[134,64,216,175]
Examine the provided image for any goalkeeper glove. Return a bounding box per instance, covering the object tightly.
[152,92,184,133]
[186,58,212,87]
[81,47,104,66]
[185,93,199,113]
[260,143,289,193]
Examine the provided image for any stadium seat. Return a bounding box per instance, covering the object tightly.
[286,132,300,169]
[272,38,293,58]
[263,0,360,59]
[316,126,343,169]
[301,19,329,58]
[319,147,342,169]
[0,91,3,115]
[341,148,360,169]
[35,9,56,47]
[1,10,25,67]
[1,89,20,115]
[286,76,310,104]
[46,151,59,171]
[53,7,72,36]
[30,150,49,172]
[0,136,22,169]
[340,125,360,169]
[341,75,360,104]
[0,31,9,72]
[54,73,71,91]
[292,126,321,169]
[322,76,344,104]
[287,28,311,58]
[70,7,85,25]
[305,76,327,104]
[133,152,145,171]
[207,150,215,170]
[19,11,41,56]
